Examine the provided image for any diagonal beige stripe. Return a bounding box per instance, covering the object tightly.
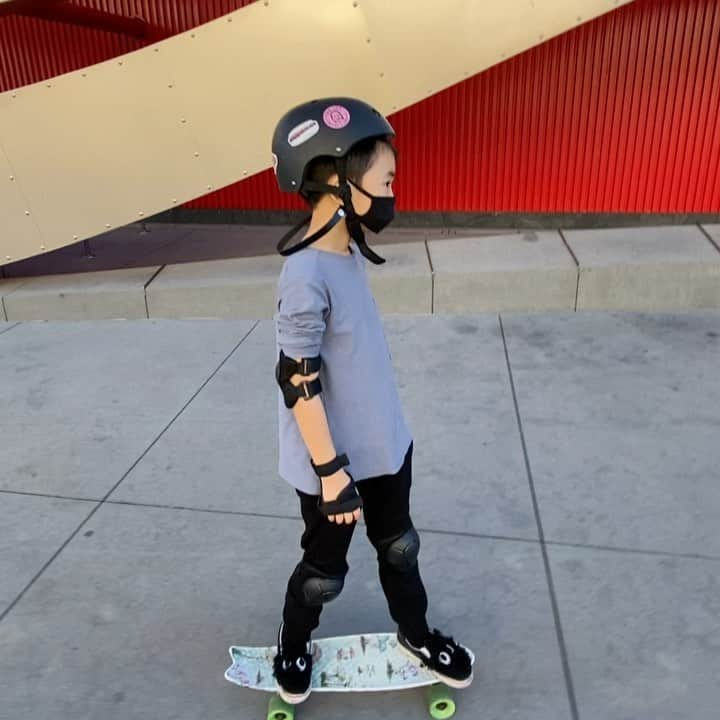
[0,0,633,265]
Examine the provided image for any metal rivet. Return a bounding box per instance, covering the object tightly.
[25,210,30,215]
[172,199,177,203]
[366,37,371,43]
[191,33,195,38]
[73,235,78,240]
[5,256,10,260]
[228,16,232,21]
[353,1,358,6]
[194,152,200,157]
[243,170,248,175]
[336,147,343,152]
[207,185,212,190]
[46,83,51,88]
[139,211,144,216]
[168,84,173,88]
[12,93,16,98]
[40,245,46,250]
[181,118,187,123]
[577,15,582,21]
[106,224,111,228]
[291,180,296,186]
[539,34,544,40]
[379,72,384,78]
[154,48,159,52]
[9,176,14,181]
[118,61,123,65]
[264,0,269,5]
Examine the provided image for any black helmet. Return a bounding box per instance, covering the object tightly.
[271,97,396,264]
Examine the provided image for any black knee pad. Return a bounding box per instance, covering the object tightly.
[291,560,345,607]
[376,526,420,572]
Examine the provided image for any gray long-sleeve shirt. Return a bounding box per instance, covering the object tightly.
[274,239,413,494]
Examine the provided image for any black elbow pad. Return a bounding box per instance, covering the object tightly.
[275,349,322,408]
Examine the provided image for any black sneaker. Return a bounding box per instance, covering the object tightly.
[397,628,475,689]
[272,622,312,704]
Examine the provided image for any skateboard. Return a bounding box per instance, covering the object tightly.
[225,632,473,719]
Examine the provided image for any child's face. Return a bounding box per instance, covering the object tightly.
[349,143,396,216]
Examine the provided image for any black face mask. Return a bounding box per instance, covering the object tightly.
[348,180,396,234]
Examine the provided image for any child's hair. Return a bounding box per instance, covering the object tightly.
[300,135,397,208]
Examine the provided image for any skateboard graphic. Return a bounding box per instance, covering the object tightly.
[225,632,472,719]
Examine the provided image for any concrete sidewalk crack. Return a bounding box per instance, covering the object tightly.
[500,313,580,720]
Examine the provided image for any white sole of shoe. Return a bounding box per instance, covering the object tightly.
[276,683,311,705]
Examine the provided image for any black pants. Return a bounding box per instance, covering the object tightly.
[281,441,430,648]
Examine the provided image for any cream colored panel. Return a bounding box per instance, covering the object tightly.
[0,140,43,261]
[156,0,386,195]
[0,0,633,265]
[361,0,633,113]
[0,47,212,263]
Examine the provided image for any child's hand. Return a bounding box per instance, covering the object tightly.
[321,470,362,525]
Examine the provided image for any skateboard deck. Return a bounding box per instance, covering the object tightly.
[225,631,471,719]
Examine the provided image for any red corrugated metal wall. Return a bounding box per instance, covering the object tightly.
[1,0,719,213]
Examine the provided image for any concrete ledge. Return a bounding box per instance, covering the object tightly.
[146,255,285,320]
[428,232,578,313]
[2,226,718,321]
[365,241,432,314]
[701,223,720,251]
[3,266,158,320]
[0,279,30,320]
[567,226,720,310]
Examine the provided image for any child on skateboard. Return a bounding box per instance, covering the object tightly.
[271,97,473,705]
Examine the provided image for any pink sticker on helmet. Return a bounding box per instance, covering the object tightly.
[323,105,351,129]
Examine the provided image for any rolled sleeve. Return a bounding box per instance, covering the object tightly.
[274,273,329,358]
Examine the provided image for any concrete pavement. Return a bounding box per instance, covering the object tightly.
[1,309,719,719]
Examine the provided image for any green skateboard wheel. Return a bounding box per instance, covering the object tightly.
[427,683,456,719]
[267,694,294,720]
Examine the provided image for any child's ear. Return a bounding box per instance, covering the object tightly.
[326,172,339,188]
